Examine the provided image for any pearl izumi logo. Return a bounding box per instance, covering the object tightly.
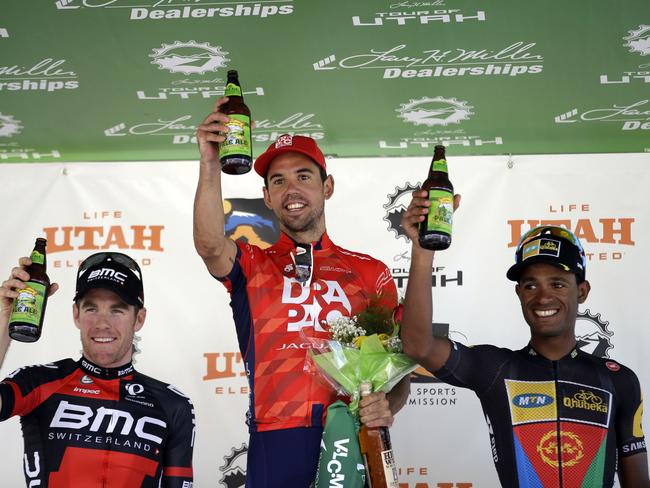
[219,444,247,488]
[0,58,79,92]
[313,42,544,79]
[55,1,294,20]
[126,383,145,396]
[575,309,614,358]
[0,113,22,137]
[150,41,229,75]
[397,97,473,127]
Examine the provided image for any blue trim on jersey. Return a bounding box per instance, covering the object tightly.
[225,246,257,431]
[311,403,324,428]
[514,431,543,487]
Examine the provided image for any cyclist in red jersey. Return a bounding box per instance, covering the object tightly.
[0,252,195,487]
[194,98,410,487]
[399,192,649,488]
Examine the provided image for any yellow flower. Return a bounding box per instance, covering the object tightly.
[353,336,367,348]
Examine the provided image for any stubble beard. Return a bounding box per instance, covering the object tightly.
[280,203,325,236]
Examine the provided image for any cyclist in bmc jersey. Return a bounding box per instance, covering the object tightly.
[194,103,410,487]
[0,252,195,487]
[399,192,649,488]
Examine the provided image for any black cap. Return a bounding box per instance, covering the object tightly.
[74,253,144,307]
[506,226,586,282]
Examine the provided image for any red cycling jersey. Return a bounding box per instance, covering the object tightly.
[218,232,397,432]
[0,357,195,487]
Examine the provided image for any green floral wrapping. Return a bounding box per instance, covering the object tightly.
[308,333,418,413]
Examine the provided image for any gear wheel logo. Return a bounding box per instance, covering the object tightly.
[150,41,230,74]
[218,443,247,487]
[397,97,473,127]
[0,113,23,137]
[575,309,614,359]
[383,182,420,241]
[624,25,650,56]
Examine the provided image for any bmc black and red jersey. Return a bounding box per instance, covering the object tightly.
[435,342,646,488]
[0,357,195,487]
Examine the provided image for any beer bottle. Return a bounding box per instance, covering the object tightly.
[418,145,454,250]
[219,70,253,175]
[8,238,51,343]
[358,382,400,488]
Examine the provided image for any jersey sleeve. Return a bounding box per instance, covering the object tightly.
[161,387,196,487]
[0,377,17,420]
[0,363,63,420]
[216,241,252,291]
[615,367,647,458]
[434,342,510,396]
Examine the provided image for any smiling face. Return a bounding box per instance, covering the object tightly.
[262,152,334,242]
[516,263,590,350]
[73,288,146,368]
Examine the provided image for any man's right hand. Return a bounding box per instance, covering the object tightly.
[0,257,59,370]
[196,97,231,164]
[400,190,462,249]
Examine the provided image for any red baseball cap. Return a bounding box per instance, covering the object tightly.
[253,134,327,177]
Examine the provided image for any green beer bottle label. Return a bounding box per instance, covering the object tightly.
[224,82,242,97]
[432,158,448,173]
[30,249,45,265]
[426,189,453,234]
[9,282,47,327]
[220,114,252,158]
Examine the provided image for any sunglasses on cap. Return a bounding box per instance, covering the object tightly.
[78,252,142,280]
[516,226,587,269]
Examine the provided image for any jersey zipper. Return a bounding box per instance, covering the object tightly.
[553,360,564,488]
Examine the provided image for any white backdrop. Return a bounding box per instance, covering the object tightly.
[0,153,648,487]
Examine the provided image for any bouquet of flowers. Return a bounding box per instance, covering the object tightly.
[305,299,417,488]
[304,300,417,413]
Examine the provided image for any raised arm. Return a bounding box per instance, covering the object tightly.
[193,97,239,277]
[0,257,59,410]
[399,190,459,374]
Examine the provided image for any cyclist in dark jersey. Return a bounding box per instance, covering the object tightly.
[0,252,195,487]
[399,191,649,487]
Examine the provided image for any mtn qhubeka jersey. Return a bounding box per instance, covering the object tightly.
[435,342,646,487]
[218,232,397,432]
[0,357,195,487]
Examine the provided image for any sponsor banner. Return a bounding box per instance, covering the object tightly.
[53,0,295,21]
[0,153,649,486]
[1,1,649,161]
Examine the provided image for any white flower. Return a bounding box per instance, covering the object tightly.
[328,316,366,347]
[384,336,403,353]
